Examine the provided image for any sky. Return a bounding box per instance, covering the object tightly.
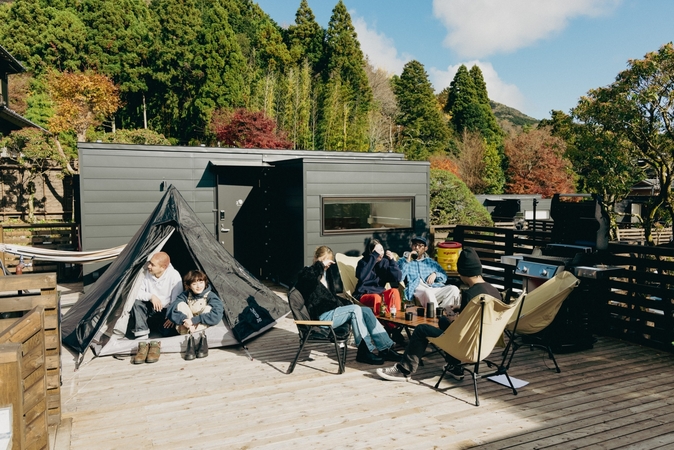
[253,0,674,120]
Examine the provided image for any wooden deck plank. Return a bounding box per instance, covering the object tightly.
[56,307,674,450]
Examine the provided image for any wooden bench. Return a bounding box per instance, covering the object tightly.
[0,273,61,428]
[0,307,49,450]
[616,227,673,245]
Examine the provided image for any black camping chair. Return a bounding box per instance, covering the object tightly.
[287,288,351,375]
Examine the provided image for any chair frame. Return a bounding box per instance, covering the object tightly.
[501,273,580,374]
[287,319,349,374]
[432,294,525,406]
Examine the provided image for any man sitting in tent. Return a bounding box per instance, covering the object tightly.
[128,252,183,340]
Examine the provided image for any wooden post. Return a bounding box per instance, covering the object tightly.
[0,224,4,276]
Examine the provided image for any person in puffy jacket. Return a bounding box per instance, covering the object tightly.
[167,270,224,335]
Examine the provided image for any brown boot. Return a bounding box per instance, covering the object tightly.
[133,342,148,364]
[146,340,161,363]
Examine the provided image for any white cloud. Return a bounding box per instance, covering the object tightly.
[432,0,620,58]
[429,61,527,111]
[352,15,412,75]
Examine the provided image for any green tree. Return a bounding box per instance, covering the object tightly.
[392,60,449,160]
[429,169,493,226]
[0,0,87,74]
[572,43,674,244]
[286,0,325,73]
[76,0,153,130]
[319,0,372,150]
[542,110,642,234]
[147,0,246,143]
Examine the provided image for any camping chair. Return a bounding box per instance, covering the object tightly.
[335,253,362,300]
[428,293,524,406]
[502,271,580,373]
[286,288,351,374]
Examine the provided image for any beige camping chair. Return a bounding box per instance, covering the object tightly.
[335,253,362,299]
[503,270,580,373]
[428,293,524,406]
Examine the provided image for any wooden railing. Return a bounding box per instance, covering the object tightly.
[0,273,62,432]
[615,227,673,245]
[0,222,80,279]
[434,224,674,353]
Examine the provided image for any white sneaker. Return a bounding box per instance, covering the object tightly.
[377,365,409,382]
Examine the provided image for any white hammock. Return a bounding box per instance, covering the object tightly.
[0,243,126,263]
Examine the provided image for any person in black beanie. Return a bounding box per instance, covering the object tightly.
[376,246,502,382]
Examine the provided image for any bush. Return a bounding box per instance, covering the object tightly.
[429,169,493,226]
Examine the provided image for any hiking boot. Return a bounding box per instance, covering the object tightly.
[379,347,403,362]
[447,364,465,381]
[377,364,409,382]
[146,341,161,363]
[196,334,208,359]
[184,335,196,361]
[133,342,148,364]
[356,340,384,365]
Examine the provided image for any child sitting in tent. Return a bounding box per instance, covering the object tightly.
[167,270,224,360]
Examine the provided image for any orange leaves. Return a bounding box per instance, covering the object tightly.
[46,70,121,140]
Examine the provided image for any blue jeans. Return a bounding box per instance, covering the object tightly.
[319,305,393,353]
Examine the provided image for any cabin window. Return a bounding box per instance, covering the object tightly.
[322,196,414,234]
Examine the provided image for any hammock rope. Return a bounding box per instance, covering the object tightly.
[0,243,125,263]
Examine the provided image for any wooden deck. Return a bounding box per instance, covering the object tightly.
[54,285,674,450]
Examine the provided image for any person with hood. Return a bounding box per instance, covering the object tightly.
[376,247,501,382]
[167,270,224,360]
[294,246,402,365]
[354,239,403,316]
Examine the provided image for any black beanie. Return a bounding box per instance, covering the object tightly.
[457,247,482,277]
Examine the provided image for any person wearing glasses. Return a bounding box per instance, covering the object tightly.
[398,236,460,314]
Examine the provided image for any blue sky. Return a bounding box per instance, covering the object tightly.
[254,0,674,120]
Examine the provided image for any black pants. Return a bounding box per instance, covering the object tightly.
[399,318,458,375]
[129,300,175,338]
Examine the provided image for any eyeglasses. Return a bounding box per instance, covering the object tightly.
[411,242,426,248]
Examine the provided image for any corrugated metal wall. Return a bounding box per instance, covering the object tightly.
[79,143,429,284]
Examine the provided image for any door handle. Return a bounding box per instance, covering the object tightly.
[221,228,231,232]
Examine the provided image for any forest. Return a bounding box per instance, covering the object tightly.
[1,0,673,241]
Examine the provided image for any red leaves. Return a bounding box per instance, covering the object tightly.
[213,109,292,149]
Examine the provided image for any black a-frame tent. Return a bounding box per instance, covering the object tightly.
[62,185,289,358]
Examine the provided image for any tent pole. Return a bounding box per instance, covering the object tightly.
[242,344,253,361]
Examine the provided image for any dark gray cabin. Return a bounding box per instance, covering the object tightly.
[79,143,430,285]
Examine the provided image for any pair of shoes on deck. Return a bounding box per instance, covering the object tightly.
[133,341,161,364]
[184,333,208,361]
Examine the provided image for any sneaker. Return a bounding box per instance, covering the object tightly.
[146,340,161,363]
[447,364,464,381]
[132,342,148,364]
[377,365,409,382]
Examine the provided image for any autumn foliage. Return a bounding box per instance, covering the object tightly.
[213,108,292,149]
[429,155,460,176]
[504,127,575,198]
[46,70,121,142]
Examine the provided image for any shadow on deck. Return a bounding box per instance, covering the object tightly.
[54,283,674,450]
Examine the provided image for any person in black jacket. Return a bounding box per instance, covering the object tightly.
[294,246,402,365]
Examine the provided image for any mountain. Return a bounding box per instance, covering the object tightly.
[490,101,539,135]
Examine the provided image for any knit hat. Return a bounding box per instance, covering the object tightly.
[457,247,482,277]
